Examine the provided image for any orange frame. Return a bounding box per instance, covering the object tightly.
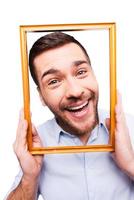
[19,22,116,154]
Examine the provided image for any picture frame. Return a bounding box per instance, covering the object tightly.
[19,22,116,154]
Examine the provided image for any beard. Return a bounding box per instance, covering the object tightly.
[54,91,99,137]
[55,107,98,136]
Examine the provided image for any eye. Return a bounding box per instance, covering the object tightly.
[48,79,59,85]
[77,69,87,76]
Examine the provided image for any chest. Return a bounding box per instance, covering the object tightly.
[39,152,133,200]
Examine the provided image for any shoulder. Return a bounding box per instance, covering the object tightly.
[37,118,55,134]
[99,110,134,141]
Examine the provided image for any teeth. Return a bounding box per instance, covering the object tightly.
[68,101,88,111]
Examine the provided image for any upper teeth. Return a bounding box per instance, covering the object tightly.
[68,101,88,111]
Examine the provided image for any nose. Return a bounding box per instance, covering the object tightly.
[65,78,84,99]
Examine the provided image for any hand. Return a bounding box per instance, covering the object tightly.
[106,92,134,177]
[13,109,43,181]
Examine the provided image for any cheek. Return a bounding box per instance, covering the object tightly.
[42,88,64,110]
[83,76,98,92]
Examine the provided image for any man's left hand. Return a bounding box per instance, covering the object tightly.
[106,92,134,178]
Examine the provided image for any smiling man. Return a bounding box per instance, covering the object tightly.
[34,41,99,144]
[6,32,134,200]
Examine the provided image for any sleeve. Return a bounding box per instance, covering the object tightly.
[4,169,23,199]
[4,169,40,199]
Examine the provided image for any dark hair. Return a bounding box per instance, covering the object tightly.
[29,32,91,86]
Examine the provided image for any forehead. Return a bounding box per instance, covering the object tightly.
[33,43,89,71]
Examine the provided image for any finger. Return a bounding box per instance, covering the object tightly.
[32,124,43,147]
[16,108,31,140]
[115,92,126,126]
[16,108,24,135]
[18,109,32,129]
[14,119,28,154]
[19,108,24,122]
[32,124,38,136]
[116,91,125,116]
[16,117,28,139]
[15,120,28,144]
[115,91,129,141]
[105,118,110,131]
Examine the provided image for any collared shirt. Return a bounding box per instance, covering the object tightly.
[5,111,134,200]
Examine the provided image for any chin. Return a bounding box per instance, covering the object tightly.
[72,123,96,136]
[66,116,98,136]
[56,108,98,136]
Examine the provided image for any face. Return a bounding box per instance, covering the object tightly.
[34,43,99,141]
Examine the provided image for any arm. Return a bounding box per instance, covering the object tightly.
[6,110,43,200]
[106,93,134,178]
[7,176,39,200]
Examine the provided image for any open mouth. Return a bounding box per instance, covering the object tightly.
[66,100,89,113]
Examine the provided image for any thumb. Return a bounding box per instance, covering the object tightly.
[32,124,38,136]
[32,124,43,148]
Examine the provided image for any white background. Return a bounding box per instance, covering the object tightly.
[28,29,110,126]
[1,0,134,199]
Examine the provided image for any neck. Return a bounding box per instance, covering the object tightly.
[78,121,99,145]
[78,133,91,145]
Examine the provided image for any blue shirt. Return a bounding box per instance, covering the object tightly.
[6,111,134,200]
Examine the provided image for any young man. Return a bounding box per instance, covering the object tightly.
[6,32,134,200]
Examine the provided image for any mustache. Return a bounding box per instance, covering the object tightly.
[60,91,96,110]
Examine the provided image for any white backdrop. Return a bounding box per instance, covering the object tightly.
[27,29,110,126]
[1,0,134,199]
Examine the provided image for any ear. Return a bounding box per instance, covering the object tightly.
[37,87,46,107]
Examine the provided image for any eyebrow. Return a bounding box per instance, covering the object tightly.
[41,68,59,80]
[41,60,89,80]
[74,60,88,66]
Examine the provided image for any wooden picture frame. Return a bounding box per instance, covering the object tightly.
[19,22,116,154]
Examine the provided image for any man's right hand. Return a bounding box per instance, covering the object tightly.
[13,109,43,181]
[7,110,43,200]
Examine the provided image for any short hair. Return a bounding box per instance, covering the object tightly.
[29,32,91,86]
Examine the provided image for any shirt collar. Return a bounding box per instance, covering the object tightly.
[51,118,63,143]
[98,109,109,134]
[52,110,109,144]
[88,110,109,143]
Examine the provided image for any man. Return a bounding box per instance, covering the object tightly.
[6,32,134,200]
